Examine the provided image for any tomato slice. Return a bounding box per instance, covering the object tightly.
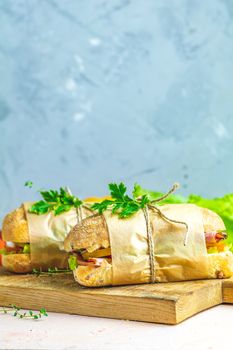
[0,231,5,266]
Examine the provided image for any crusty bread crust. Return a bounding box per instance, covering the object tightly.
[202,207,226,233]
[206,251,233,278]
[74,259,113,287]
[64,214,110,253]
[74,250,233,287]
[2,205,29,243]
[2,254,32,273]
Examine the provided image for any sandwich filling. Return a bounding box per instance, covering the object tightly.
[0,241,30,255]
[205,231,228,253]
[69,247,111,268]
[69,231,228,270]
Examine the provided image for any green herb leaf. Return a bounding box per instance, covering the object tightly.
[91,183,153,218]
[109,183,127,200]
[0,304,47,320]
[140,194,150,207]
[68,255,78,271]
[28,187,83,216]
[32,266,71,275]
[40,189,59,202]
[54,204,72,216]
[91,199,113,214]
[73,198,83,208]
[39,308,48,316]
[29,201,53,215]
[118,201,140,218]
[24,181,33,188]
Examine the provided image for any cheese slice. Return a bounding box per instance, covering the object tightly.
[82,247,111,260]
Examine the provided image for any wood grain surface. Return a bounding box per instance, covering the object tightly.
[1,268,232,324]
[222,278,233,303]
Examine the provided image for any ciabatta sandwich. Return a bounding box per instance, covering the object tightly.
[64,205,233,287]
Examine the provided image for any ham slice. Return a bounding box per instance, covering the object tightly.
[76,257,106,268]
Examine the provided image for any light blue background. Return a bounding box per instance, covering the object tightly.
[0,0,233,219]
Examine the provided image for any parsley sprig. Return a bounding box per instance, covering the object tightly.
[91,183,150,218]
[24,180,33,188]
[32,267,72,276]
[29,187,83,216]
[0,305,48,319]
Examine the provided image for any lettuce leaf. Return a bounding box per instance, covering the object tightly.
[68,255,78,271]
[133,184,187,204]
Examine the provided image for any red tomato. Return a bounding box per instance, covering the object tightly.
[0,230,5,266]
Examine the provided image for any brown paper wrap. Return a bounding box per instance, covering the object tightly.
[103,204,214,285]
[24,203,92,270]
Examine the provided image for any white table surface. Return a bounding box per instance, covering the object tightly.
[0,304,232,350]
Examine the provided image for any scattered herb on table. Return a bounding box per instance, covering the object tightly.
[32,267,72,276]
[0,305,48,319]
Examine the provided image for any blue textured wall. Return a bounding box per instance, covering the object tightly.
[1,0,233,218]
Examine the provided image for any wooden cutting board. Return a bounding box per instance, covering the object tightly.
[0,268,232,324]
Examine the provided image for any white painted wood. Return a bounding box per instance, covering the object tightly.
[0,305,232,350]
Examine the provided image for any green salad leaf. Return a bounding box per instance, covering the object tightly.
[133,183,187,204]
[68,255,78,271]
[23,244,30,254]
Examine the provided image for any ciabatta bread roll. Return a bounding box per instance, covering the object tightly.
[2,205,31,273]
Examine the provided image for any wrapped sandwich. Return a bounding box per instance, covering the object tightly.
[64,184,233,287]
[1,186,108,273]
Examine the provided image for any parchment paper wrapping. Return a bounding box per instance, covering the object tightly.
[103,210,150,285]
[24,203,92,270]
[103,204,210,285]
